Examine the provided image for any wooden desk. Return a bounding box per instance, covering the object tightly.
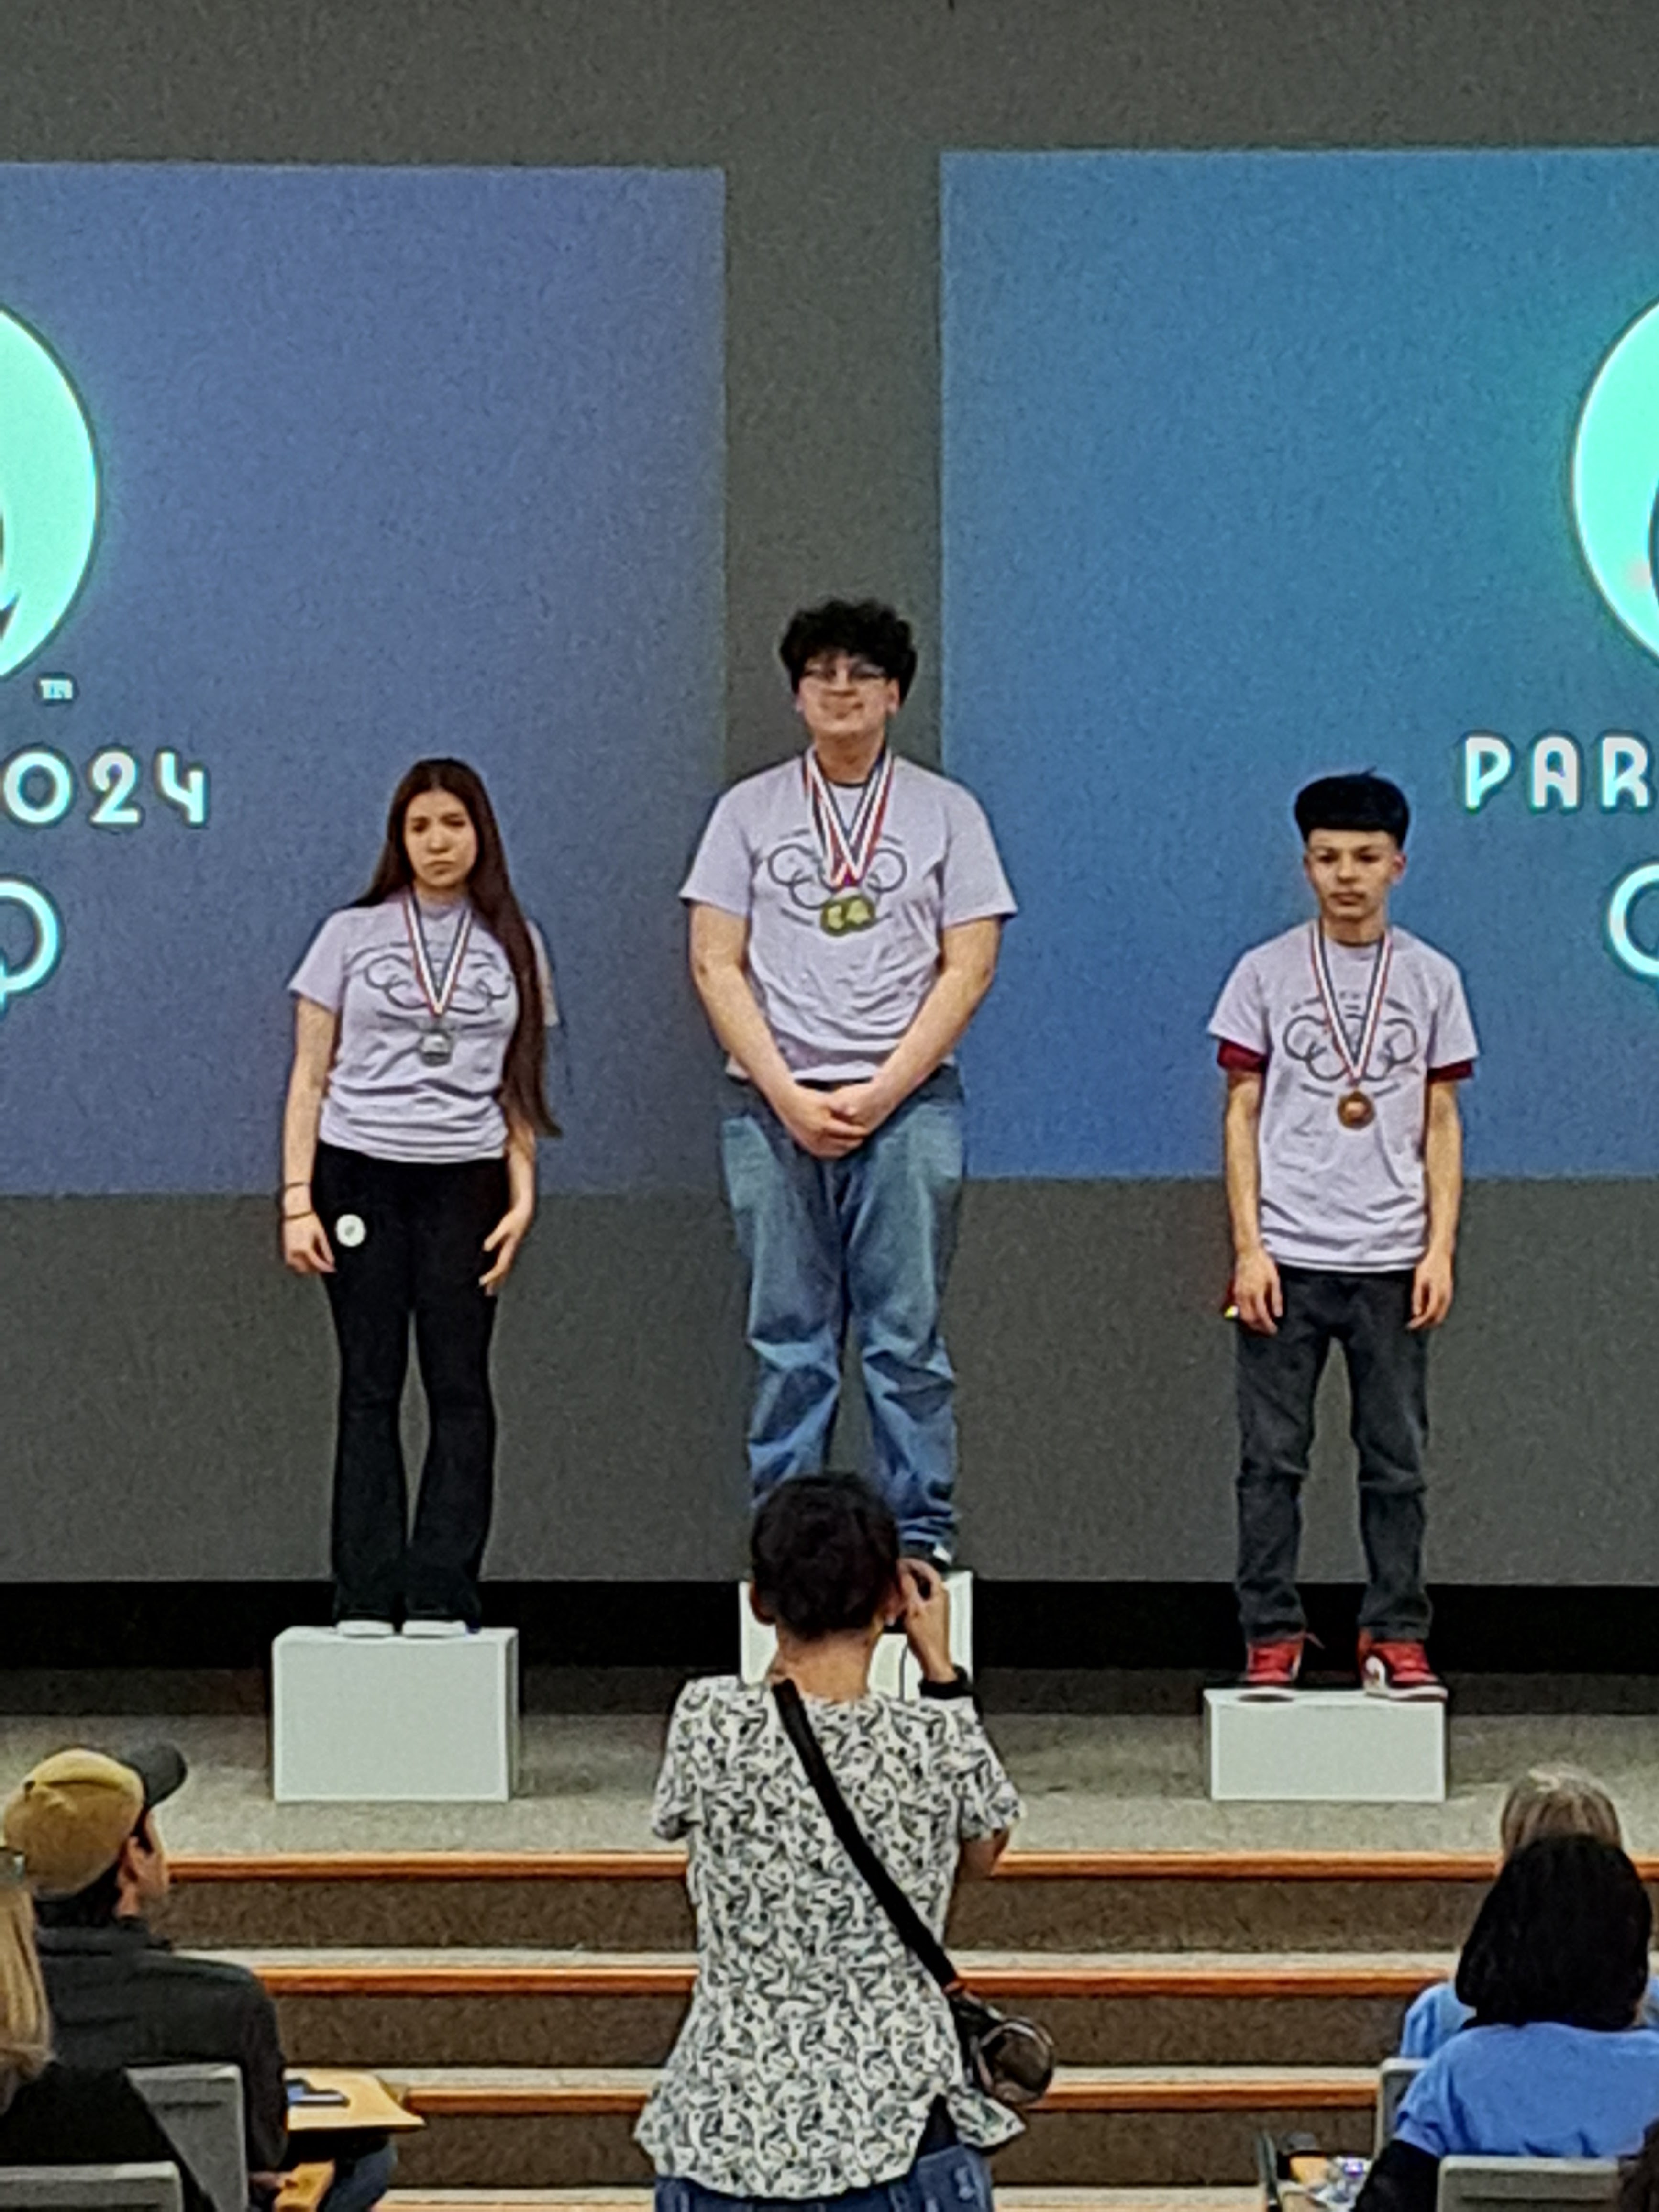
[284,2069,425,2135]
[273,2165,334,2212]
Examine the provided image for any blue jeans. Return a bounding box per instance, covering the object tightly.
[655,2141,994,2212]
[721,1067,965,1560]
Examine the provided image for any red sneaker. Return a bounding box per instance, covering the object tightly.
[1240,1635,1305,1700]
[1358,1634,1445,1702]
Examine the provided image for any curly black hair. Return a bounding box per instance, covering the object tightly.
[778,600,918,701]
[1455,1833,1651,2031]
[1293,771,1410,848]
[750,1472,900,1642]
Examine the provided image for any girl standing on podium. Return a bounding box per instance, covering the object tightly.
[280,759,556,1638]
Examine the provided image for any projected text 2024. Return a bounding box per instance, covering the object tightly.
[0,747,208,829]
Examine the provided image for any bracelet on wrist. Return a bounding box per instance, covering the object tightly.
[918,1667,974,1701]
[282,1207,317,1225]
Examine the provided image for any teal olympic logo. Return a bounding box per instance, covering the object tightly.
[1572,298,1659,664]
[0,307,99,681]
[0,879,61,1011]
[1559,302,1659,997]
[1609,862,1659,993]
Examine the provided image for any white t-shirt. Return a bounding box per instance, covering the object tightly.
[290,896,532,1164]
[680,752,1017,1082]
[1208,922,1479,1271]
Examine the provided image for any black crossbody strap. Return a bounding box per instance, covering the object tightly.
[772,1677,960,1993]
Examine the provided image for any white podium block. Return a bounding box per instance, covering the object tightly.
[1205,1687,1445,1803]
[272,1627,519,1802]
[739,1573,973,1698]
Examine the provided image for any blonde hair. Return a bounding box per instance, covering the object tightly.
[0,1883,50,2094]
[1500,1766,1623,1858]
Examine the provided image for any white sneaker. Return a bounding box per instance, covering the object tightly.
[401,1618,472,1639]
[336,1618,395,1640]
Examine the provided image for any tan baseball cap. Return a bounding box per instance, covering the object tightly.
[3,1745,186,1900]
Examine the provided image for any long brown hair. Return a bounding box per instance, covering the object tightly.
[360,759,556,1137]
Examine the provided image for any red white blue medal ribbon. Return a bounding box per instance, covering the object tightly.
[1308,921,1392,1092]
[802,748,894,890]
[403,894,474,1023]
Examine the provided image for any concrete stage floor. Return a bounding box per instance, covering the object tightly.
[1,1669,1657,1853]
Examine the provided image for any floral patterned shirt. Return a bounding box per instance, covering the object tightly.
[634,1675,1024,2198]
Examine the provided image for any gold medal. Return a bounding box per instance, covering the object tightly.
[819,890,878,936]
[1337,1090,1375,1129]
[804,749,893,929]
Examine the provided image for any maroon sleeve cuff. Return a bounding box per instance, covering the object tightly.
[1427,1060,1475,1083]
[1217,1040,1269,1073]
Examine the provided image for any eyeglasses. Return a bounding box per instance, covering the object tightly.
[799,657,890,688]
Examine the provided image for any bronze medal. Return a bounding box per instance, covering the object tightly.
[1309,924,1393,1133]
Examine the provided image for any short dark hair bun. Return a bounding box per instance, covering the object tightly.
[750,1473,900,1641]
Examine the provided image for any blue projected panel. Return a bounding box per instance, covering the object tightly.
[0,166,723,1194]
[943,151,1659,1178]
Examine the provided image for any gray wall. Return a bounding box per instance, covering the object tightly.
[2,0,1657,1582]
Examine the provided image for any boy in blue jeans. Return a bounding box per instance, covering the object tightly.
[682,600,1016,1564]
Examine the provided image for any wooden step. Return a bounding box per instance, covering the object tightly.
[234,1946,1453,2001]
[160,1848,1524,1954]
[384,2195,1260,2212]
[384,2061,1376,2113]
[235,1947,1443,2070]
[371,2066,1379,2190]
[172,1848,1508,1881]
[384,2194,1261,2211]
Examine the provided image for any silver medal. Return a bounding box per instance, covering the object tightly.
[403,896,472,1068]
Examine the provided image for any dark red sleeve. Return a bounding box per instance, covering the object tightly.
[1427,1060,1475,1083]
[1216,1040,1268,1073]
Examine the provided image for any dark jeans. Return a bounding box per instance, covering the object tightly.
[654,2135,991,2212]
[313,1142,507,1626]
[1234,1265,1430,1645]
[316,2135,397,2212]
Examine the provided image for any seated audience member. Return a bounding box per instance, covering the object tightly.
[1621,2115,1659,2212]
[1360,1834,1659,2212]
[0,1845,213,2212]
[637,1472,1020,2212]
[1399,1766,1659,2055]
[4,1747,393,2212]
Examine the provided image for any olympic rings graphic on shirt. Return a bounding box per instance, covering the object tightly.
[765,839,907,917]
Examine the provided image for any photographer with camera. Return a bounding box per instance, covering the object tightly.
[637,1473,1024,2212]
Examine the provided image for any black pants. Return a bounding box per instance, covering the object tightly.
[1234,1266,1430,1645]
[313,1142,507,1626]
